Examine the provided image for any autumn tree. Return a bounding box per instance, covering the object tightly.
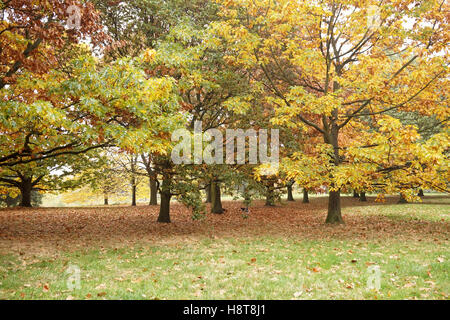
[0,1,108,168]
[0,151,97,207]
[76,153,129,205]
[0,189,42,208]
[216,0,449,223]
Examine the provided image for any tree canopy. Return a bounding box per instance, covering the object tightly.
[0,0,448,225]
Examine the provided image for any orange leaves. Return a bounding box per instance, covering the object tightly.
[0,197,447,254]
[215,0,449,201]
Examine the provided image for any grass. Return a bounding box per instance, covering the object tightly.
[0,197,448,300]
[362,204,449,223]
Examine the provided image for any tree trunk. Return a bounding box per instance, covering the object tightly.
[104,195,109,205]
[302,188,309,203]
[131,182,137,206]
[211,181,224,214]
[157,178,171,223]
[265,181,276,206]
[418,189,424,197]
[326,190,343,224]
[158,191,171,223]
[359,192,367,202]
[398,193,408,204]
[287,184,295,201]
[149,178,158,205]
[205,183,212,203]
[19,180,33,207]
[353,191,359,198]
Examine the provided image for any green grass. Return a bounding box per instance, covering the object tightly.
[350,199,449,222]
[0,238,448,300]
[0,199,448,300]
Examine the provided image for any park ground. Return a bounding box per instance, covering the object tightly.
[0,195,448,300]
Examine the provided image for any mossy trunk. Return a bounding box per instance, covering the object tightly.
[265,181,276,206]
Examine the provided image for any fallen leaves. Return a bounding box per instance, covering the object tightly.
[0,197,448,257]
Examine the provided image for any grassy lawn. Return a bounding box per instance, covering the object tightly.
[0,196,448,300]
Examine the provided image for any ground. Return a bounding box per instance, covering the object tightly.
[0,195,448,300]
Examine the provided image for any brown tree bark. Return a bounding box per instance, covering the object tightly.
[302,188,309,203]
[325,190,343,224]
[359,192,367,202]
[19,179,33,207]
[149,178,158,205]
[131,179,137,206]
[287,183,295,201]
[157,177,172,223]
[211,181,224,214]
[265,180,276,206]
[206,183,212,203]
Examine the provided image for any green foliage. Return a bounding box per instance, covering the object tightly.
[0,190,43,208]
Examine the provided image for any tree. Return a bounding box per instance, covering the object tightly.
[140,153,159,205]
[0,189,42,208]
[0,1,108,168]
[109,152,145,206]
[0,152,95,207]
[75,153,129,206]
[303,189,310,204]
[216,0,449,223]
[0,0,105,91]
[1,49,182,205]
[359,192,368,202]
[286,180,295,201]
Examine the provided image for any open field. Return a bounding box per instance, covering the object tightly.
[0,195,448,300]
